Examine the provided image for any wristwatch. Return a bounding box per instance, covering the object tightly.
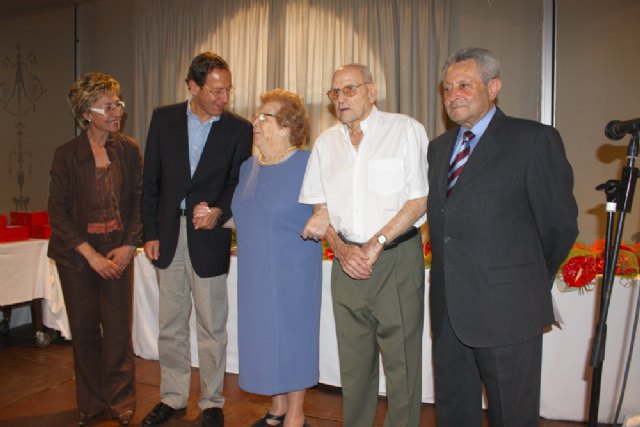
[376,233,388,245]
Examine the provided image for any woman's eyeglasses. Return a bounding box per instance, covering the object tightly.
[253,112,279,122]
[90,101,125,115]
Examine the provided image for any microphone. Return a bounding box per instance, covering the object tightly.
[604,118,640,140]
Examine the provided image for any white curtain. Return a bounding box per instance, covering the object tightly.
[133,0,450,148]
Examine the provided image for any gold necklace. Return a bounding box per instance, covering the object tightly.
[258,146,298,166]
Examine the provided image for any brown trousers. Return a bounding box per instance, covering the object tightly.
[56,234,136,418]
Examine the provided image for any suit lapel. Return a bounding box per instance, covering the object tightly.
[437,131,458,204]
[448,109,505,195]
[168,102,191,185]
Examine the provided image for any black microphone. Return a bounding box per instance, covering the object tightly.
[604,118,640,140]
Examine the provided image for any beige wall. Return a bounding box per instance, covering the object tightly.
[0,8,75,214]
[448,0,543,123]
[77,0,136,136]
[0,0,135,216]
[556,0,640,243]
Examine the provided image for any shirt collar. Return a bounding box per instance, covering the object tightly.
[340,105,379,137]
[461,105,496,139]
[187,97,220,124]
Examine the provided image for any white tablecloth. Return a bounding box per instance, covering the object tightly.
[132,255,640,423]
[0,239,70,338]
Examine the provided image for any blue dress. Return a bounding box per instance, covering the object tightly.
[231,150,322,395]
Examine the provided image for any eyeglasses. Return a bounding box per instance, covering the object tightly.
[203,86,234,98]
[326,82,371,101]
[253,112,279,122]
[90,101,125,115]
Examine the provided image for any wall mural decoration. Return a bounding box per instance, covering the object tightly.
[0,43,45,211]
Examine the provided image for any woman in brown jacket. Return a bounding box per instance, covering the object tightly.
[48,72,142,426]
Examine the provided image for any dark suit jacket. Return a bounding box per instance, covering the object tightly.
[427,108,578,348]
[142,101,252,277]
[48,131,143,270]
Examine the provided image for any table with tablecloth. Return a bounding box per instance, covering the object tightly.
[0,239,70,339]
[132,254,640,424]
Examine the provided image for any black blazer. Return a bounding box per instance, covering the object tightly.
[427,108,578,348]
[142,101,252,277]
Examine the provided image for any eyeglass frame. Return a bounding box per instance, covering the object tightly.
[253,112,279,123]
[89,101,126,115]
[326,82,372,101]
[203,85,234,98]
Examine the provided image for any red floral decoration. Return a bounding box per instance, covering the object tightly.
[561,255,597,287]
[559,239,639,289]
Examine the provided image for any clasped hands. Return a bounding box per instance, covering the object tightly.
[333,237,383,280]
[193,201,221,230]
[88,245,135,280]
[144,202,221,263]
[301,207,382,280]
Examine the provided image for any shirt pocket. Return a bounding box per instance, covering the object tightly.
[368,158,405,196]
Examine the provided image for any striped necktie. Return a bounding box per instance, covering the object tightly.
[447,130,475,195]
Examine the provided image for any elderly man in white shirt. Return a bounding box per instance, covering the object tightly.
[300,63,429,427]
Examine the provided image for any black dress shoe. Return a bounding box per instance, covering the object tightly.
[202,407,224,427]
[142,402,186,425]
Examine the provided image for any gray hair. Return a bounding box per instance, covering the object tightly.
[335,63,374,83]
[441,47,501,85]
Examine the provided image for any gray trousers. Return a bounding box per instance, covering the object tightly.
[156,217,228,410]
[433,310,543,427]
[331,233,424,427]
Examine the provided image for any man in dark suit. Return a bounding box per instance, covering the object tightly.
[141,52,252,427]
[427,47,579,427]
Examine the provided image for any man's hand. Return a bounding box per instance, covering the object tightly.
[361,237,384,267]
[144,240,160,261]
[193,202,222,230]
[334,241,373,280]
[301,204,330,241]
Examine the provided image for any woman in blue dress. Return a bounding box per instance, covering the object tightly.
[230,89,322,427]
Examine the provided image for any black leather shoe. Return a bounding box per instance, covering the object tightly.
[142,402,186,425]
[202,407,224,427]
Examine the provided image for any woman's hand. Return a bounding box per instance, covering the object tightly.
[106,245,136,272]
[86,251,122,280]
[77,242,121,280]
[301,204,330,241]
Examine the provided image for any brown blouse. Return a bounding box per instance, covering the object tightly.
[87,163,124,237]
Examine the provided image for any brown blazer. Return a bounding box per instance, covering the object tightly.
[48,131,143,270]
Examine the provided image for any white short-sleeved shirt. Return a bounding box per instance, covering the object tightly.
[299,106,429,244]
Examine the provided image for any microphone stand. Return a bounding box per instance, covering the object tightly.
[589,130,639,426]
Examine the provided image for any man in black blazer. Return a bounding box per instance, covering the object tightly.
[427,47,578,427]
[141,52,252,427]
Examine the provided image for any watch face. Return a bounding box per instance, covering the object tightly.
[377,234,387,244]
